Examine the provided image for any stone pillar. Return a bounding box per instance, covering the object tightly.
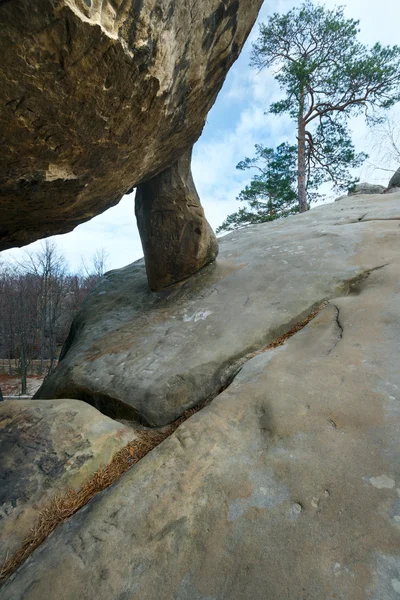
[135,148,219,291]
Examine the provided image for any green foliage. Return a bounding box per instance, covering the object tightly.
[217,143,298,233]
[253,0,400,195]
[305,119,368,192]
[218,0,400,231]
[252,1,400,124]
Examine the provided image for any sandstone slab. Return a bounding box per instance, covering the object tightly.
[2,215,400,599]
[36,192,400,426]
[0,0,262,250]
[0,399,133,564]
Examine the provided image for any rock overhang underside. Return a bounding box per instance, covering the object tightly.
[0,0,263,250]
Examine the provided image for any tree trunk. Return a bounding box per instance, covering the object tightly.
[20,343,27,395]
[297,88,308,213]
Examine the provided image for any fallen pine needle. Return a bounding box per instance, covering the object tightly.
[0,302,327,582]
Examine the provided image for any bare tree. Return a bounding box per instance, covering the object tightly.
[366,114,400,178]
[0,267,38,394]
[81,248,110,291]
[19,240,68,373]
[92,248,109,278]
[0,262,16,376]
[0,242,107,393]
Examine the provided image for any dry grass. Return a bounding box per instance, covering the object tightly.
[246,302,327,359]
[0,409,205,583]
[0,302,327,583]
[0,432,165,583]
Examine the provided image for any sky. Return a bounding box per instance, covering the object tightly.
[2,0,400,272]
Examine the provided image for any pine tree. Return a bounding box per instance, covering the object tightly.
[217,143,297,232]
[251,0,400,212]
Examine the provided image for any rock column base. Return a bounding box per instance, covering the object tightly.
[135,148,219,291]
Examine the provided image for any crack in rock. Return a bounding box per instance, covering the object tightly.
[325,304,344,355]
[359,217,400,222]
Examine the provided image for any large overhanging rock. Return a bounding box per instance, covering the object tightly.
[0,0,263,251]
[35,192,400,427]
[135,148,219,290]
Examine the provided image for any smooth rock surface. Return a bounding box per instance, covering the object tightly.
[0,399,133,563]
[0,0,262,250]
[3,221,400,599]
[36,192,400,427]
[135,148,218,290]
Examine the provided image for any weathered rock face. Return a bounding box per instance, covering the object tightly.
[0,0,263,251]
[35,192,400,427]
[388,166,400,189]
[135,148,219,290]
[2,207,400,599]
[350,182,385,195]
[0,399,133,565]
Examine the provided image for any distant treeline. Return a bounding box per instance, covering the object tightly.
[0,241,108,393]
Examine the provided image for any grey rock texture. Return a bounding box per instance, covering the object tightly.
[135,148,218,290]
[36,192,400,427]
[2,204,400,599]
[0,0,262,251]
[350,182,385,195]
[388,167,400,189]
[0,399,133,564]
[334,194,349,202]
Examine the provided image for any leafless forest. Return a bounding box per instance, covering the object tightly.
[0,241,107,395]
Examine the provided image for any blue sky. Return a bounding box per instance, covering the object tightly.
[3,0,400,272]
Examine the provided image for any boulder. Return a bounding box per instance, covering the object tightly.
[135,147,219,290]
[0,399,134,564]
[35,192,400,427]
[349,182,385,195]
[388,167,400,189]
[0,0,262,252]
[2,222,400,599]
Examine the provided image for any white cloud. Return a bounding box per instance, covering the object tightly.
[2,196,143,272]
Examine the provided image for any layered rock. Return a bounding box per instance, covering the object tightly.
[2,200,400,599]
[135,148,218,290]
[0,0,262,253]
[0,399,133,564]
[35,192,400,427]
